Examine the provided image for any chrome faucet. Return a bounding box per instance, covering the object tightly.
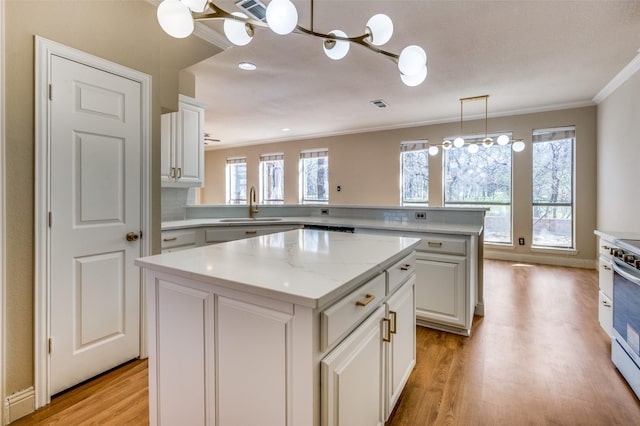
[249,186,259,219]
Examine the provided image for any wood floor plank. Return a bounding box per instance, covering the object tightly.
[11,260,640,425]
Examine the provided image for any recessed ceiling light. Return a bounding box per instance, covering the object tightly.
[238,62,257,71]
[281,128,291,132]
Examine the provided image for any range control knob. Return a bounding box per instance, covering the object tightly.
[634,259,640,269]
[623,254,636,263]
[613,249,624,258]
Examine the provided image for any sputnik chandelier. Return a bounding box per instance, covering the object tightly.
[424,95,525,156]
[156,0,428,86]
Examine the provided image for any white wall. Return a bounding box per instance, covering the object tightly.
[597,64,640,233]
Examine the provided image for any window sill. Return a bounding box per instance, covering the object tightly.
[484,243,515,250]
[530,246,578,256]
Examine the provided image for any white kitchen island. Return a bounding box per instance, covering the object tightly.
[135,229,421,425]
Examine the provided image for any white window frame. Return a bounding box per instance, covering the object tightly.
[443,132,513,245]
[299,149,329,204]
[400,140,429,206]
[226,157,247,205]
[531,126,576,249]
[259,153,284,204]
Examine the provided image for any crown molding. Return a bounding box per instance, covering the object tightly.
[593,50,640,104]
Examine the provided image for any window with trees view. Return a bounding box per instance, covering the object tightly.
[444,133,513,244]
[260,153,284,204]
[401,141,429,205]
[226,157,246,205]
[300,149,328,204]
[532,127,575,248]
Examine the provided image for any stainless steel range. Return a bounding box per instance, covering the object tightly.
[611,239,640,399]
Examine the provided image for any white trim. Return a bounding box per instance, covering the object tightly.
[34,36,152,409]
[0,0,5,424]
[593,51,640,104]
[4,387,34,424]
[484,249,595,269]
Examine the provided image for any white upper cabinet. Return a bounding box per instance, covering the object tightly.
[161,95,207,187]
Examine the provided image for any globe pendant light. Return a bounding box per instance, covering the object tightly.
[428,146,439,156]
[497,134,510,145]
[157,0,194,39]
[453,137,465,148]
[512,140,526,152]
[366,14,393,46]
[468,143,479,154]
[182,0,208,13]
[398,45,427,76]
[266,0,298,35]
[224,12,254,46]
[323,30,350,60]
[401,65,427,87]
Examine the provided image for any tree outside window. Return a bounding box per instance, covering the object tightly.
[401,141,429,205]
[532,127,575,248]
[260,154,284,204]
[300,150,328,204]
[444,134,513,244]
[226,157,246,205]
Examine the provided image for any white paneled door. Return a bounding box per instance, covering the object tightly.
[49,55,142,395]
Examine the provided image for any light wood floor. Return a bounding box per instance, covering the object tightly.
[12,260,640,425]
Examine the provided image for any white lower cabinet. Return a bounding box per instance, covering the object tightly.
[322,275,416,425]
[322,305,386,426]
[415,252,469,333]
[597,236,616,337]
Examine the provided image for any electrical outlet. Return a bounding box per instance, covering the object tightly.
[321,209,329,216]
[415,211,427,220]
[518,237,525,245]
[336,185,341,192]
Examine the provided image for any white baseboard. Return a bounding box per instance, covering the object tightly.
[484,250,596,269]
[4,387,35,424]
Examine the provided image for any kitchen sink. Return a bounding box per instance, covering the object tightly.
[219,218,283,223]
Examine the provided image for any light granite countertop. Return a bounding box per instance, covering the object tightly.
[136,229,421,309]
[162,216,483,236]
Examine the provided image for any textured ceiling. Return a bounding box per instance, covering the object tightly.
[183,0,640,148]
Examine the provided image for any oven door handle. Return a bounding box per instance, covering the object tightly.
[613,258,640,285]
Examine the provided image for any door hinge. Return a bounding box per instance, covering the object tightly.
[48,84,53,101]
[48,211,52,227]
[48,337,53,354]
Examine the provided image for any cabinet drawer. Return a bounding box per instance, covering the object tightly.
[416,236,466,256]
[161,230,197,249]
[205,225,297,244]
[387,253,416,294]
[599,256,614,298]
[320,273,386,351]
[598,290,613,337]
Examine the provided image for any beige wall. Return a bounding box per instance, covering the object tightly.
[597,69,640,232]
[203,106,598,265]
[4,0,219,396]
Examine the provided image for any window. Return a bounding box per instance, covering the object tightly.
[300,149,329,204]
[260,153,284,204]
[401,141,429,205]
[444,133,513,244]
[226,157,247,204]
[532,126,575,248]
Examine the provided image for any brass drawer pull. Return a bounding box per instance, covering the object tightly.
[382,318,391,342]
[355,293,375,307]
[400,264,412,271]
[428,241,443,247]
[163,237,178,242]
[602,245,611,250]
[389,310,397,334]
[602,300,612,308]
[245,231,258,235]
[603,265,611,271]
[176,167,182,179]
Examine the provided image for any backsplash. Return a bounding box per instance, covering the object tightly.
[161,187,197,221]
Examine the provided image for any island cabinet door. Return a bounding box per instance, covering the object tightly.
[386,276,416,419]
[322,305,386,426]
[216,295,295,425]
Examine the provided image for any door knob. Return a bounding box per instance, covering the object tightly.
[126,232,140,242]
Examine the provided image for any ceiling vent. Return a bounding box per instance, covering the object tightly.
[371,99,389,108]
[235,0,268,22]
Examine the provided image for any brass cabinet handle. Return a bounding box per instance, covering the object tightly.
[603,265,612,271]
[177,167,182,179]
[245,231,258,235]
[389,310,397,334]
[400,264,412,271]
[602,300,612,308]
[382,318,391,342]
[602,245,611,250]
[355,293,375,307]
[169,167,176,179]
[163,237,178,242]
[428,241,443,247]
